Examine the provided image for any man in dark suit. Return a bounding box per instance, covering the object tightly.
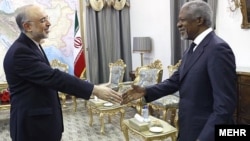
[122,1,237,141]
[3,4,122,141]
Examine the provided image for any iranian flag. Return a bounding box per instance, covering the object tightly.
[74,10,86,78]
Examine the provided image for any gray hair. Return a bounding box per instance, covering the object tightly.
[182,0,213,27]
[15,4,33,32]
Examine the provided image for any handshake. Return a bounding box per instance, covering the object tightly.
[92,84,146,105]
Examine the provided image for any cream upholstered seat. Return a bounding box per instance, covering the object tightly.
[119,59,163,114]
[148,60,181,128]
[50,59,77,112]
[90,59,126,93]
[101,59,127,91]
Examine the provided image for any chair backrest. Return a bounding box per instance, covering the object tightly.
[108,59,126,88]
[167,60,181,97]
[50,59,69,73]
[133,59,163,87]
[167,60,181,77]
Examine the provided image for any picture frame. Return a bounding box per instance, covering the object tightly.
[240,0,250,28]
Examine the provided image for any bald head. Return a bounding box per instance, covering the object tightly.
[15,5,45,31]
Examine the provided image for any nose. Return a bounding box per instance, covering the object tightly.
[177,21,181,28]
[46,20,51,26]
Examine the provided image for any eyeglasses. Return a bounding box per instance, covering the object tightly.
[27,16,50,24]
[39,16,50,23]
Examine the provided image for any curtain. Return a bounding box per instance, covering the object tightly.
[85,0,132,84]
[170,0,217,64]
[170,0,189,64]
[206,0,217,29]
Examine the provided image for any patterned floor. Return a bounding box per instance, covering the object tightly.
[0,99,172,141]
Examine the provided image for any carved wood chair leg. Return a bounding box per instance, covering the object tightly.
[170,108,177,126]
[72,96,77,112]
[174,109,179,129]
[148,105,154,115]
[162,109,167,122]
[61,94,67,108]
[84,100,88,108]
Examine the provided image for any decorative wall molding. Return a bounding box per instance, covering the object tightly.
[86,0,130,11]
[227,0,240,12]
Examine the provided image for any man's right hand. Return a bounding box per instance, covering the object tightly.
[92,85,122,104]
[121,85,146,105]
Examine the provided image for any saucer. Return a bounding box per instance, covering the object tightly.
[149,126,163,133]
[103,102,113,107]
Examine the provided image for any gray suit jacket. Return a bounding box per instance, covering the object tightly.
[4,33,94,141]
[144,31,237,141]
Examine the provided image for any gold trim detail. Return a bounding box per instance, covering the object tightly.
[89,0,105,11]
[112,0,126,10]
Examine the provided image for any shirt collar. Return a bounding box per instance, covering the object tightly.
[31,39,40,47]
[193,27,213,46]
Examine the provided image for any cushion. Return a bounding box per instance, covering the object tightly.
[151,94,179,108]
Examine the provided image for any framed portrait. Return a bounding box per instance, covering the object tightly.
[240,0,250,28]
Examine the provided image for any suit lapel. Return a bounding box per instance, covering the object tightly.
[180,32,214,80]
[39,45,50,65]
[180,45,204,80]
[32,44,50,65]
[19,33,50,65]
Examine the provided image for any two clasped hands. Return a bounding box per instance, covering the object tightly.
[92,85,144,105]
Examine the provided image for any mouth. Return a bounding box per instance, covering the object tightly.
[178,29,186,35]
[44,29,50,33]
[178,28,185,32]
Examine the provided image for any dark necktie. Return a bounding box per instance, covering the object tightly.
[184,42,196,68]
[38,44,45,56]
[38,44,50,64]
[188,42,196,54]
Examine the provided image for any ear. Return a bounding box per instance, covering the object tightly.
[23,22,32,32]
[196,17,204,26]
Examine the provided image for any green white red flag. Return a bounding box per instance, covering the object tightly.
[74,10,86,78]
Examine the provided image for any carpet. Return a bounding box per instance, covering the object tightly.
[0,99,172,141]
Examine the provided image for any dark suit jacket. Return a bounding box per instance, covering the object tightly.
[3,33,94,141]
[145,31,237,141]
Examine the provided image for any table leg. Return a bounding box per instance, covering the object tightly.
[171,133,177,141]
[72,96,77,112]
[88,106,93,126]
[162,109,167,121]
[100,113,105,134]
[121,123,129,141]
[108,115,111,123]
[120,108,125,130]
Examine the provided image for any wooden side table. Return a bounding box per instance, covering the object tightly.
[122,116,177,141]
[87,99,125,134]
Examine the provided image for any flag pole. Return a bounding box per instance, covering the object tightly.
[79,0,87,79]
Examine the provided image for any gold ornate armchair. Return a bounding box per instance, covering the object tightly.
[50,59,77,112]
[119,59,163,114]
[90,59,126,93]
[85,59,126,106]
[148,60,181,128]
[102,59,127,91]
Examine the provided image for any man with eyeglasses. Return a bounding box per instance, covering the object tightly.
[3,4,122,141]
